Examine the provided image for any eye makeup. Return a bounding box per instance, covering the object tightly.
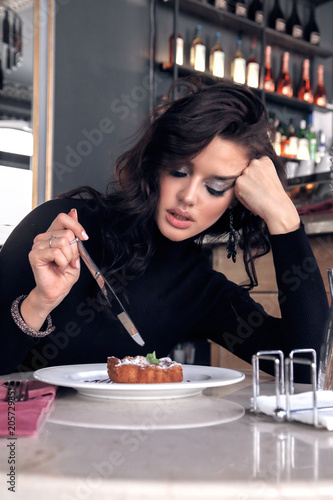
[168,166,239,197]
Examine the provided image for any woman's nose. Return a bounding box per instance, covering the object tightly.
[177,180,198,206]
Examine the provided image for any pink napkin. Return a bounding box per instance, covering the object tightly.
[0,380,57,437]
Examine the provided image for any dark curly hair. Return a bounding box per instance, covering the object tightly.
[64,76,286,290]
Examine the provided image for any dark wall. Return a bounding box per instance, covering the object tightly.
[52,0,157,196]
[51,0,333,197]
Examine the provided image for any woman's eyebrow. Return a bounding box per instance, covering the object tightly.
[211,174,240,183]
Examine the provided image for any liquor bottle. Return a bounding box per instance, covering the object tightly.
[0,57,3,90]
[306,114,317,163]
[297,59,313,103]
[268,0,286,32]
[274,126,282,156]
[248,0,264,25]
[190,25,206,72]
[276,52,293,98]
[316,131,331,172]
[297,120,310,161]
[215,0,227,9]
[12,17,17,68]
[286,0,303,39]
[5,45,11,73]
[209,32,225,78]
[2,10,10,45]
[279,122,287,157]
[284,119,298,159]
[235,0,247,17]
[246,41,259,89]
[316,131,326,165]
[231,36,246,85]
[304,5,320,45]
[263,46,275,92]
[169,32,184,66]
[16,18,23,67]
[314,65,328,107]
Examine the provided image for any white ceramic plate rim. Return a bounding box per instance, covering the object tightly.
[34,363,245,397]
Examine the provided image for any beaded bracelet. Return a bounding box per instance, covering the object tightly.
[10,295,56,338]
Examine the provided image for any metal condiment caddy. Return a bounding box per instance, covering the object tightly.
[251,348,327,428]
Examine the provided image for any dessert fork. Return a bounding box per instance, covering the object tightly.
[5,380,29,402]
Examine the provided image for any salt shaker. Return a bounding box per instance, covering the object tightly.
[318,268,333,390]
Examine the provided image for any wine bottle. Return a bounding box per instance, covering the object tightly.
[215,0,227,9]
[248,0,264,25]
[304,5,320,45]
[286,0,303,39]
[276,52,293,98]
[263,46,275,92]
[209,32,225,78]
[314,65,328,107]
[246,41,259,89]
[297,59,313,103]
[231,36,246,85]
[190,25,206,72]
[169,32,184,66]
[268,0,286,32]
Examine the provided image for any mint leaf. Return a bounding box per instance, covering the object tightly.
[146,351,160,364]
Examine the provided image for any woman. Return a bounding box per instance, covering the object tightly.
[0,77,328,377]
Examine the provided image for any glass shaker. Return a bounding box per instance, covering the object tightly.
[318,268,333,390]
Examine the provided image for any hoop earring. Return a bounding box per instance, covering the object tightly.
[226,208,238,263]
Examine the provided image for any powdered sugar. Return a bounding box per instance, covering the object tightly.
[108,355,180,369]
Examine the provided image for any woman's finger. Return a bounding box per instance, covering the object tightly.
[46,210,89,241]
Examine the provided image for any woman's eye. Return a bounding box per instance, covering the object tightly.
[206,185,227,197]
[169,169,188,178]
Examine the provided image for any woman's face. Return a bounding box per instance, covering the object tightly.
[155,136,249,241]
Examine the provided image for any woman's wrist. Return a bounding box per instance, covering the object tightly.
[20,289,54,331]
[11,295,55,338]
[265,200,301,235]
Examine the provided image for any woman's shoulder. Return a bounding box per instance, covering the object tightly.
[1,195,102,252]
[30,192,102,220]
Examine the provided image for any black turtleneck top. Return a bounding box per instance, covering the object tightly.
[0,198,328,378]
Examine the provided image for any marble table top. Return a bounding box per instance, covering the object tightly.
[1,369,333,500]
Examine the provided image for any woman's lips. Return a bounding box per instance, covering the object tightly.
[166,210,193,229]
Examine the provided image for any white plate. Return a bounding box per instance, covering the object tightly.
[34,363,245,400]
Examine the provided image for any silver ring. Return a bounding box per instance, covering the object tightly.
[69,237,79,245]
[49,235,56,248]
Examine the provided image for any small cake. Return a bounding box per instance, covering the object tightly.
[107,352,183,384]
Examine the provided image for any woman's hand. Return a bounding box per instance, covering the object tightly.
[20,208,89,330]
[234,156,300,235]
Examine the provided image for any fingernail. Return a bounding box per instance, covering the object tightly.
[81,230,89,240]
[70,208,77,214]
[75,258,80,269]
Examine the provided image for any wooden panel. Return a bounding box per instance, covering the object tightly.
[212,233,333,294]
[211,233,333,369]
[213,247,277,292]
[210,342,252,371]
[308,234,333,295]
